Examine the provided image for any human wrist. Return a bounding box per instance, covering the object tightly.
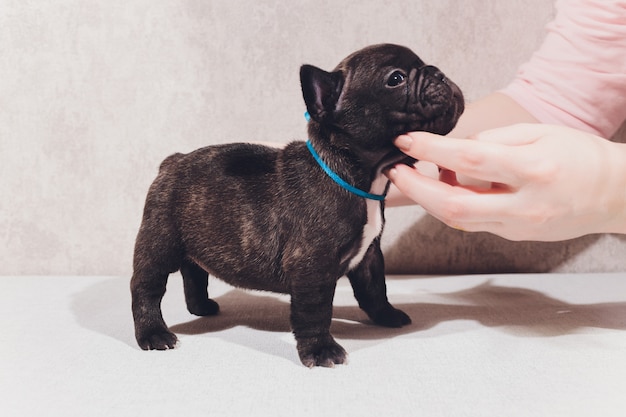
[601,142,626,235]
[449,93,539,139]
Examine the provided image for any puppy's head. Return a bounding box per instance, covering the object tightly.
[301,43,464,169]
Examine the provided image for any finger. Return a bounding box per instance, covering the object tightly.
[435,190,526,225]
[387,163,521,224]
[395,132,528,186]
[386,163,471,211]
[387,163,506,223]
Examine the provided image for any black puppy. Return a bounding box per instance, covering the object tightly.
[131,44,464,367]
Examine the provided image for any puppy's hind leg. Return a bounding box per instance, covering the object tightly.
[130,215,181,350]
[347,239,411,328]
[181,260,220,316]
[131,264,179,350]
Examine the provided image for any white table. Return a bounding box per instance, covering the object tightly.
[3,273,626,416]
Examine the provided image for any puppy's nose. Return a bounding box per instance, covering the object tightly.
[422,66,446,82]
[417,66,454,118]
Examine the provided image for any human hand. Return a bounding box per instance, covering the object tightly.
[386,124,626,241]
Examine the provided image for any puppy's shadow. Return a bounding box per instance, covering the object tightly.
[393,281,626,338]
[71,277,626,363]
[171,279,626,346]
[170,290,292,335]
[71,277,137,348]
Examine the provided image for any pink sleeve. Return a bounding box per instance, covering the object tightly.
[500,0,626,138]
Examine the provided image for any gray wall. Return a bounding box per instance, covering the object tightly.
[3,1,585,275]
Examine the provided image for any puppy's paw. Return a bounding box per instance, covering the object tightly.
[297,337,348,368]
[187,298,220,317]
[137,329,179,351]
[371,305,411,328]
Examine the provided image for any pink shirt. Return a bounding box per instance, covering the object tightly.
[501,0,626,139]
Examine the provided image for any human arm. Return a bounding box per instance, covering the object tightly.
[385,0,626,241]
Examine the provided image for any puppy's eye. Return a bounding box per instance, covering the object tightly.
[387,71,406,87]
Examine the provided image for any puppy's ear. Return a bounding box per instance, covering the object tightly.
[300,65,344,124]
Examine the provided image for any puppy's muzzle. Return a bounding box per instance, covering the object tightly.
[414,67,447,117]
[379,65,464,172]
[411,66,458,118]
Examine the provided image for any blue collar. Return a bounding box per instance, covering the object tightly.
[304,112,386,201]
[305,139,386,201]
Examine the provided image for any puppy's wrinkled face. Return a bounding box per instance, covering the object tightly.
[337,44,464,136]
[301,44,464,170]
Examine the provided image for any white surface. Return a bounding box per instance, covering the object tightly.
[3,273,626,416]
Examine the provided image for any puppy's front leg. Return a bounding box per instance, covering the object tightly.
[290,280,347,368]
[347,239,411,328]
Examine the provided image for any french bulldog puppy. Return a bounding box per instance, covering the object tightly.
[131,43,464,367]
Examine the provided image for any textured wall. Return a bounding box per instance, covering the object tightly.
[1,0,562,275]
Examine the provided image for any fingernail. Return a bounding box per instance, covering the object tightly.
[394,135,413,151]
[385,167,398,180]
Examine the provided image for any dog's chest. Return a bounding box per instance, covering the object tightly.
[348,176,386,270]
